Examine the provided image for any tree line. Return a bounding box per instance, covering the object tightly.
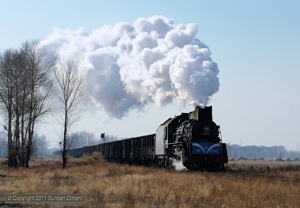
[0,130,120,158]
[227,144,300,160]
[0,131,50,157]
[0,40,82,168]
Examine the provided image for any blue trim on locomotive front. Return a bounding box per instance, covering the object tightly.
[191,142,221,155]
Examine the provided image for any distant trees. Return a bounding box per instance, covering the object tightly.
[227,144,293,160]
[69,131,98,149]
[68,131,121,148]
[54,59,83,169]
[0,40,56,167]
[32,134,50,156]
[0,131,7,157]
[0,131,51,157]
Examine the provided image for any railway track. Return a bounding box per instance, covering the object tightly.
[224,171,300,184]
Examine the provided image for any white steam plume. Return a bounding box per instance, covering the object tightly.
[41,16,219,118]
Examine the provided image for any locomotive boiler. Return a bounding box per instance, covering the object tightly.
[68,106,228,170]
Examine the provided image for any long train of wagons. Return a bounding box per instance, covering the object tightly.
[67,106,228,170]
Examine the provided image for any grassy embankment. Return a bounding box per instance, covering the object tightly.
[0,153,299,208]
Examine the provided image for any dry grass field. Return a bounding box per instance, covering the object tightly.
[0,153,299,208]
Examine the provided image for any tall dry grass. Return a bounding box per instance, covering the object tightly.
[0,153,299,208]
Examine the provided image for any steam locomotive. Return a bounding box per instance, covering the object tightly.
[68,106,228,170]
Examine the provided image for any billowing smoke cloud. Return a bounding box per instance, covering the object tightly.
[41,16,219,118]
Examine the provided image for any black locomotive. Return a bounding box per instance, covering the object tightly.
[68,106,228,170]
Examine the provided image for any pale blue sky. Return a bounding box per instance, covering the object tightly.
[1,1,300,150]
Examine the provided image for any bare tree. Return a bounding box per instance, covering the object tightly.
[0,49,21,167]
[0,41,56,168]
[54,59,83,168]
[20,40,56,168]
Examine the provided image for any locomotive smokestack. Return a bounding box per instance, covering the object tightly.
[189,106,212,121]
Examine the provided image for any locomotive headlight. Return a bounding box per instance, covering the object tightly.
[203,126,210,132]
